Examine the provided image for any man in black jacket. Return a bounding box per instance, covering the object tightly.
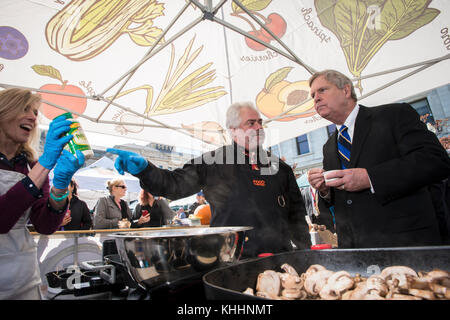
[108,102,309,257]
[307,69,450,248]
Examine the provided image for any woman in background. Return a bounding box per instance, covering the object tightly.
[60,178,92,230]
[94,178,132,229]
[0,88,84,299]
[131,189,175,228]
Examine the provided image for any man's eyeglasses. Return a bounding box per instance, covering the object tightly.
[116,185,127,189]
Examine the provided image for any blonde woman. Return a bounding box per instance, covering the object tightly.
[0,88,84,299]
[94,178,132,229]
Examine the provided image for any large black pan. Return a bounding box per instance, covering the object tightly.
[203,246,450,300]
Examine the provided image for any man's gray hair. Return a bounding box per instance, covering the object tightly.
[225,101,259,129]
[309,69,357,101]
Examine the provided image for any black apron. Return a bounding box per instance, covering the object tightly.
[221,159,291,257]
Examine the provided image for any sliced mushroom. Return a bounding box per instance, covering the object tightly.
[278,272,303,290]
[353,273,366,283]
[380,266,418,279]
[407,288,435,300]
[347,281,386,300]
[256,270,281,298]
[242,287,254,296]
[380,266,418,289]
[389,293,422,300]
[304,269,334,297]
[304,264,327,276]
[281,288,303,299]
[319,283,340,300]
[327,271,355,294]
[256,291,272,299]
[363,293,386,300]
[407,277,431,290]
[366,275,388,297]
[429,280,450,299]
[341,289,354,300]
[281,263,299,276]
[425,269,450,280]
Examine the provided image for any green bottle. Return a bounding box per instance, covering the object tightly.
[54,112,94,159]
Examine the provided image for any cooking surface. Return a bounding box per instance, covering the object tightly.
[203,246,450,300]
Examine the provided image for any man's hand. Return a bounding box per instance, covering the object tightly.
[325,168,371,192]
[307,168,329,196]
[107,148,148,175]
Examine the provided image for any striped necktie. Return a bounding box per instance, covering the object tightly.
[338,125,351,169]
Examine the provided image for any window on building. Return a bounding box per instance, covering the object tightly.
[326,124,337,137]
[410,98,435,125]
[296,134,310,155]
[270,145,280,157]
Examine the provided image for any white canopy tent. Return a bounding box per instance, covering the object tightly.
[1,0,449,152]
[73,156,141,192]
[69,156,140,209]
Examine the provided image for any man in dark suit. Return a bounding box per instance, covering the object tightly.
[307,69,450,248]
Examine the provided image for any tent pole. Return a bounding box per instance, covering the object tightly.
[97,3,195,121]
[355,53,450,81]
[358,62,440,101]
[96,19,203,121]
[231,0,316,75]
[99,2,192,97]
[219,5,234,105]
[211,0,228,14]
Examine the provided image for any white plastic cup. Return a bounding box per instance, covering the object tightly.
[323,170,339,183]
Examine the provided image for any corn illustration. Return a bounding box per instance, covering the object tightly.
[46,0,165,61]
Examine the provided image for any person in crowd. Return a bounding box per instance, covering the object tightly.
[307,69,450,248]
[94,179,132,229]
[188,190,207,216]
[193,203,211,225]
[59,178,92,230]
[176,207,186,219]
[107,102,309,258]
[131,189,175,228]
[172,207,187,225]
[0,88,84,299]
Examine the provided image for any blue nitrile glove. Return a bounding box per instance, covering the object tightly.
[53,150,85,189]
[38,117,73,170]
[106,148,148,175]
